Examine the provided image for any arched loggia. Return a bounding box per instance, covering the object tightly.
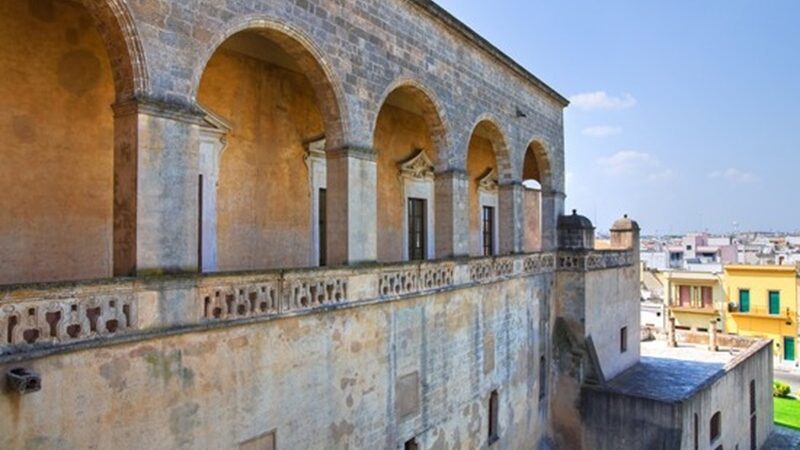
[372,82,448,262]
[0,0,143,284]
[196,26,344,271]
[466,118,511,257]
[522,139,552,252]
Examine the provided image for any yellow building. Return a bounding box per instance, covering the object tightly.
[665,271,725,332]
[723,265,798,361]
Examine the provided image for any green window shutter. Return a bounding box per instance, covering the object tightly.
[769,291,780,315]
[739,290,750,313]
[785,337,795,361]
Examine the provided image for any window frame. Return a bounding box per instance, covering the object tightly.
[488,390,499,444]
[710,411,721,444]
[482,206,496,257]
[739,289,750,313]
[620,326,628,353]
[768,290,780,315]
[407,197,427,261]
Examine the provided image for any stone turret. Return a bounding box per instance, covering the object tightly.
[610,214,640,262]
[557,209,595,250]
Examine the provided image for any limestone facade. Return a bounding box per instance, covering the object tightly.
[0,2,659,450]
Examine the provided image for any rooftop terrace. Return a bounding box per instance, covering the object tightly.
[601,339,768,402]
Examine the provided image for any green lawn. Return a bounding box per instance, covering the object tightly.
[775,397,800,430]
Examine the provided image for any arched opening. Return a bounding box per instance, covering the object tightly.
[373,84,445,263]
[197,28,341,272]
[0,0,121,284]
[522,140,550,252]
[466,119,508,257]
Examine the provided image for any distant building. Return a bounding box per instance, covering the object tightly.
[665,270,725,332]
[724,265,799,363]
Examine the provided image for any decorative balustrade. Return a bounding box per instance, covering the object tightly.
[0,282,136,351]
[378,262,455,298]
[557,250,634,272]
[199,274,281,320]
[0,249,632,357]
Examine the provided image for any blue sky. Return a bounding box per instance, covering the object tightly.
[436,0,800,235]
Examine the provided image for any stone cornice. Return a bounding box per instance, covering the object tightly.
[112,95,206,124]
[407,0,570,108]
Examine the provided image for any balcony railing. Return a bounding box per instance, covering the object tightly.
[730,305,793,320]
[0,249,632,359]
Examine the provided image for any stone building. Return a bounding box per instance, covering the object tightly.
[0,1,770,449]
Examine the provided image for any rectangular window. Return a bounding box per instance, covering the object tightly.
[482,206,495,257]
[319,188,327,266]
[769,291,780,315]
[710,411,721,443]
[620,327,628,353]
[407,198,427,261]
[784,337,795,361]
[679,285,690,306]
[702,286,713,308]
[488,390,499,444]
[694,413,699,450]
[750,380,756,414]
[739,289,750,313]
[750,414,756,450]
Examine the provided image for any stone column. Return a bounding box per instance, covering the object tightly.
[708,319,718,351]
[326,146,377,265]
[434,169,469,258]
[498,182,524,254]
[667,317,678,347]
[540,190,565,251]
[113,98,202,276]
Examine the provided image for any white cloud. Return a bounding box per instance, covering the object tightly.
[570,91,637,111]
[597,150,674,183]
[647,169,675,182]
[708,168,756,183]
[582,125,623,138]
[596,150,657,175]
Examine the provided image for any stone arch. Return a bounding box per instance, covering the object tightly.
[192,16,346,149]
[522,137,553,192]
[467,115,513,182]
[81,0,148,100]
[372,77,449,168]
[372,78,448,262]
[0,0,134,283]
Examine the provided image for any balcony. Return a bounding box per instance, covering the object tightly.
[668,305,719,316]
[0,249,633,361]
[730,306,793,321]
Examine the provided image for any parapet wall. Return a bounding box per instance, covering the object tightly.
[0,261,557,449]
[0,249,635,449]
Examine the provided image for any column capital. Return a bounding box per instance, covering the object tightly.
[113,95,206,125]
[434,168,469,181]
[326,145,377,162]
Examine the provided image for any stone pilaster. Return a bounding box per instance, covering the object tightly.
[326,146,377,265]
[113,98,203,276]
[434,169,469,258]
[540,190,566,252]
[498,182,524,254]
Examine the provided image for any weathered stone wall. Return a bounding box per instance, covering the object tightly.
[0,274,551,450]
[198,46,323,271]
[678,341,773,450]
[584,265,641,380]
[0,0,115,284]
[581,340,773,450]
